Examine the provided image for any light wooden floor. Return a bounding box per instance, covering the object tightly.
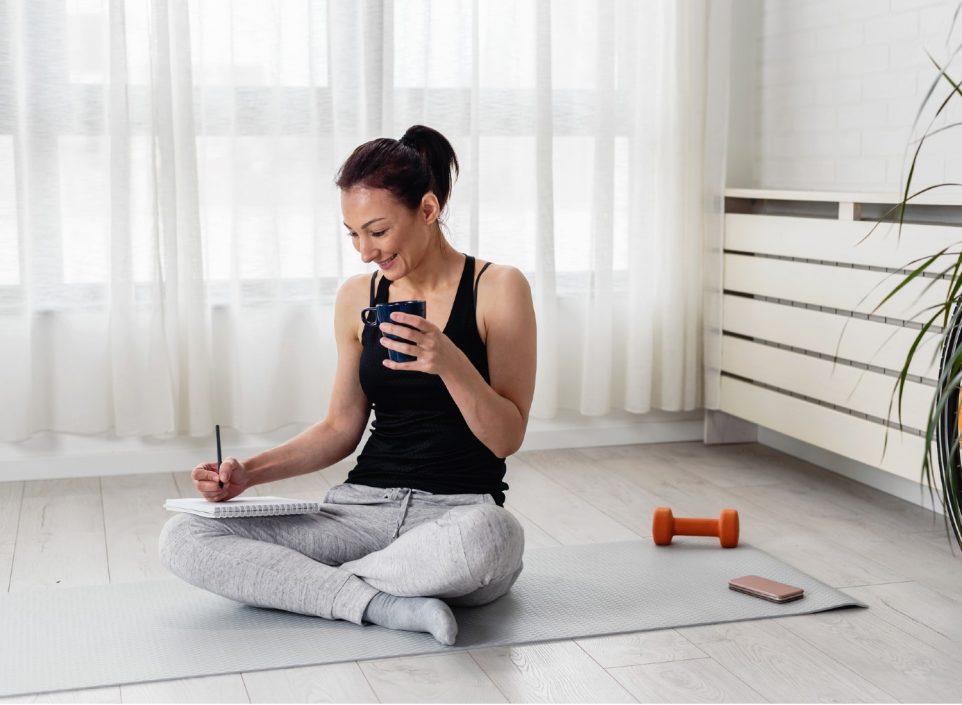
[2,441,962,703]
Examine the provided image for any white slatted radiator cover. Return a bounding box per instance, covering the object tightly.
[721,194,962,483]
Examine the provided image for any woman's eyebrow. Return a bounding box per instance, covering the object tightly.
[343,217,386,230]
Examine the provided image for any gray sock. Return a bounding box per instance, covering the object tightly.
[361,591,459,645]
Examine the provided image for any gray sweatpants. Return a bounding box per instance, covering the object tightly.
[157,482,526,626]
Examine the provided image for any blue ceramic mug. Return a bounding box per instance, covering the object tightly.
[360,300,426,363]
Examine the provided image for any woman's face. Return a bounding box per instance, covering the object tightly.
[341,186,439,279]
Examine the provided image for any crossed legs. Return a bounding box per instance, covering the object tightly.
[158,498,525,643]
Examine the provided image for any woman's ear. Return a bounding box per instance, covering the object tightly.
[419,192,441,225]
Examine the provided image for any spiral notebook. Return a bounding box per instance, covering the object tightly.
[163,496,323,518]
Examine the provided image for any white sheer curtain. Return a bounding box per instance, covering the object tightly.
[0,0,727,443]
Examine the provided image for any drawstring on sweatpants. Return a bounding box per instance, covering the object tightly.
[392,488,413,538]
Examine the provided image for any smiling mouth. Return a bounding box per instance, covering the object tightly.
[379,254,397,265]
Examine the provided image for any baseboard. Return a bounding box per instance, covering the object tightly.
[703,408,759,444]
[758,426,945,516]
[522,409,705,451]
[0,409,706,483]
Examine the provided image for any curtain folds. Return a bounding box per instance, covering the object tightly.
[702,0,734,412]
[0,0,729,443]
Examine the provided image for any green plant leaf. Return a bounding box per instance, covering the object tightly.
[909,120,962,144]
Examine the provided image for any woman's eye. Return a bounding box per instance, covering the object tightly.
[371,230,387,237]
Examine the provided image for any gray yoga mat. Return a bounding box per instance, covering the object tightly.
[0,540,864,697]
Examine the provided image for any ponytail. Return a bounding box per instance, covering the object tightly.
[335,124,460,215]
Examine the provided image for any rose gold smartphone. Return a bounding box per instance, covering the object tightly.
[729,575,804,603]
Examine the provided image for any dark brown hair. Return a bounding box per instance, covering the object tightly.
[334,125,460,219]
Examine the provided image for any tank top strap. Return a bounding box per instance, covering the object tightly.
[369,272,377,306]
[474,261,492,308]
[455,253,475,306]
[373,271,391,304]
[448,254,486,352]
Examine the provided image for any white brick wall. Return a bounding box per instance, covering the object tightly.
[752,0,962,191]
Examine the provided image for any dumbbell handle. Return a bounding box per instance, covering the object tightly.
[672,517,719,537]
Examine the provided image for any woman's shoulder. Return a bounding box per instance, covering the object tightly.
[474,259,529,291]
[473,260,532,333]
[337,273,377,343]
[337,271,372,297]
[335,273,376,318]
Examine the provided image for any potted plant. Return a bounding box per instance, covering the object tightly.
[856,7,962,548]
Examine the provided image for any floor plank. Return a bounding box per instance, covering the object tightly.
[120,674,251,703]
[172,471,197,500]
[574,630,708,668]
[102,473,180,583]
[516,448,669,539]
[502,502,561,550]
[469,641,637,703]
[358,652,506,703]
[0,480,22,592]
[722,484,913,588]
[9,478,108,591]
[242,662,379,703]
[728,478,937,547]
[503,456,643,545]
[773,462,941,535]
[749,530,905,589]
[677,619,896,702]
[563,445,786,538]
[776,607,962,701]
[608,658,767,703]
[818,523,962,600]
[844,581,962,663]
[583,441,793,489]
[901,529,962,599]
[592,441,938,536]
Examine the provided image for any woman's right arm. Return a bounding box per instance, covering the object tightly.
[193,275,373,498]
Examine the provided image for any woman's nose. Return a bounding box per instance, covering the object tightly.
[353,238,377,263]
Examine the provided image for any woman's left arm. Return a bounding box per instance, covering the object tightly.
[379,266,537,458]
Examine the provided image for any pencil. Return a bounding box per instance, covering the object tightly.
[215,424,224,489]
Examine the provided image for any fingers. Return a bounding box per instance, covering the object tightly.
[382,315,427,335]
[191,461,225,495]
[379,326,422,345]
[220,456,243,482]
[191,462,218,482]
[391,311,428,326]
[379,336,418,354]
[198,483,223,498]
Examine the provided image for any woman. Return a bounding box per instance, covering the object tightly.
[158,125,537,646]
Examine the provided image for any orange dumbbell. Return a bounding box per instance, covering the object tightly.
[651,506,740,548]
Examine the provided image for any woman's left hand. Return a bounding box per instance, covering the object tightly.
[379,312,460,376]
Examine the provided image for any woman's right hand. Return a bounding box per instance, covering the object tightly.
[191,456,250,502]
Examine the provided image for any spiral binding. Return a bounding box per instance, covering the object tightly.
[212,502,320,518]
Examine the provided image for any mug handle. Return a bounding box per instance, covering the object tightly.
[360,307,379,326]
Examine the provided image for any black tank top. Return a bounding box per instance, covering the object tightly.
[346,253,509,506]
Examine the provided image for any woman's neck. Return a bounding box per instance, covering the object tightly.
[393,232,463,296]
